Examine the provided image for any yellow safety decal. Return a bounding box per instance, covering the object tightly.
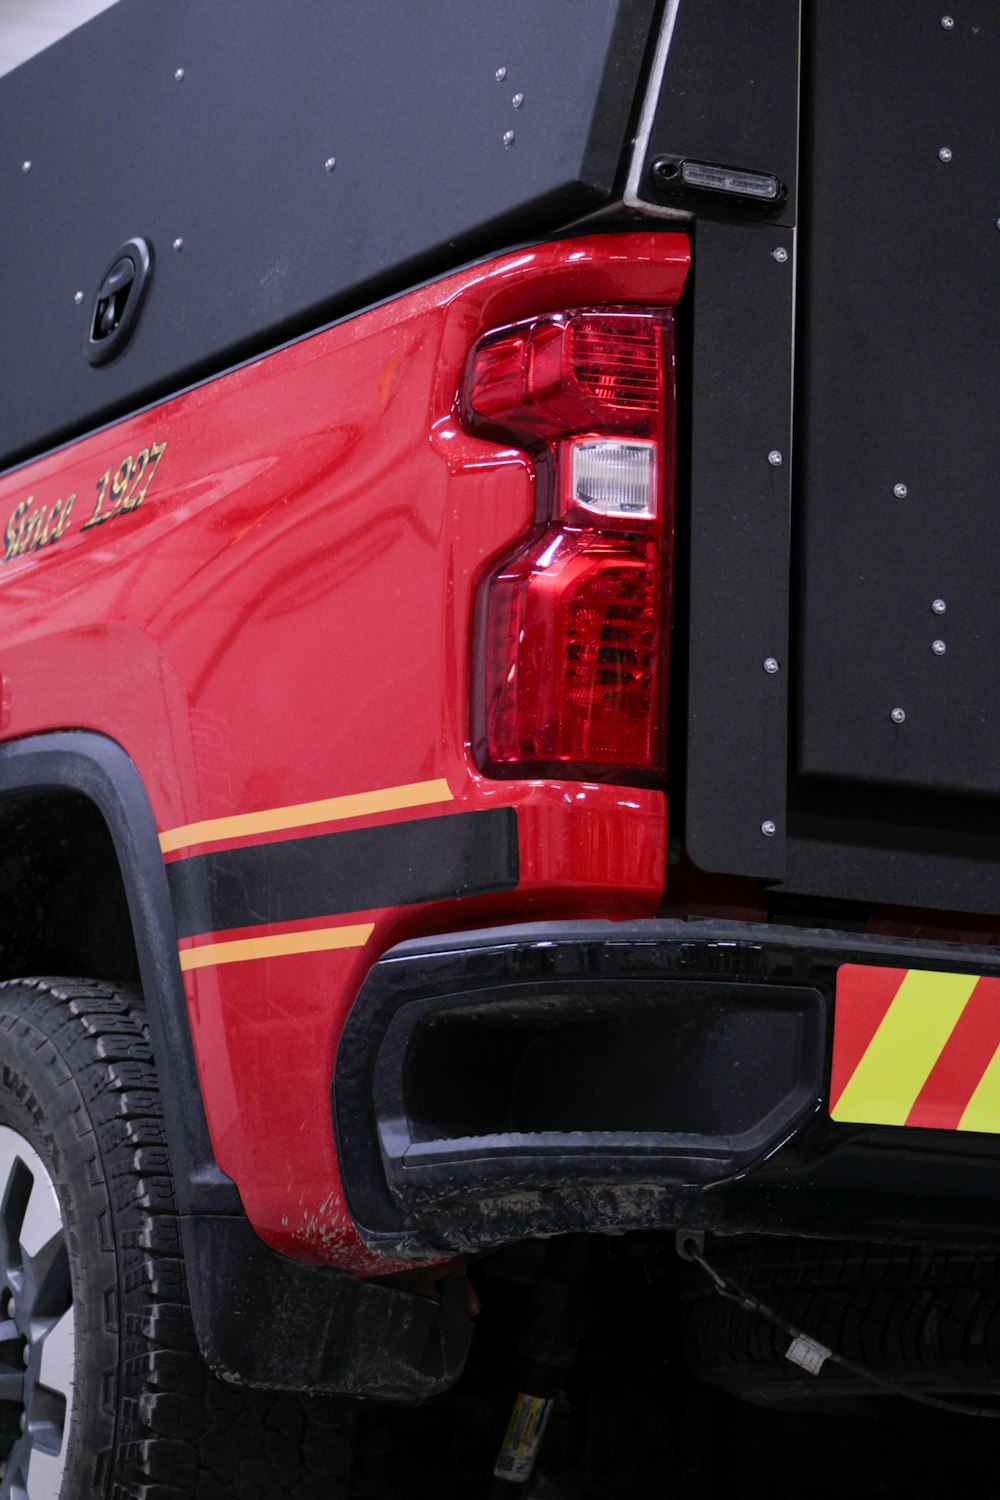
[831,964,1000,1132]
[178,922,374,971]
[159,778,452,854]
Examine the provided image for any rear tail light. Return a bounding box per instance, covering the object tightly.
[462,308,675,782]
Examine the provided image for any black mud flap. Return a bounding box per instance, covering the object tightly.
[182,1216,472,1399]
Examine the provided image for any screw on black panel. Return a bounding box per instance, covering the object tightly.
[172,237,184,252]
[174,67,185,81]
[495,66,507,82]
[932,639,947,655]
[891,707,906,724]
[772,247,788,263]
[324,157,336,172]
[512,93,524,108]
[932,598,947,614]
[763,658,780,674]
[940,14,955,27]
[73,290,84,305]
[939,146,953,162]
[761,820,777,837]
[768,450,783,466]
[21,160,30,174]
[503,131,515,148]
[893,482,908,498]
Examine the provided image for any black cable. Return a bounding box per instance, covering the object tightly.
[679,1238,1000,1421]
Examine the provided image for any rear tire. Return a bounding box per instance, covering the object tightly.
[0,977,357,1498]
[681,1234,1000,1412]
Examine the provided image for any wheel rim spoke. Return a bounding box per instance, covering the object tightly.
[5,1457,28,1500]
[19,1174,68,1330]
[36,1310,73,1410]
[23,1444,62,1500]
[0,1141,31,1287]
[0,1129,74,1500]
[19,1231,69,1329]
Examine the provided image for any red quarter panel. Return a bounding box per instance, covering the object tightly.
[0,233,689,1270]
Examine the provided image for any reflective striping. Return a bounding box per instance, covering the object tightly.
[958,1035,1000,1134]
[831,969,978,1126]
[178,922,374,970]
[906,976,1000,1130]
[828,964,906,1113]
[834,965,1000,1134]
[168,803,518,974]
[159,778,452,854]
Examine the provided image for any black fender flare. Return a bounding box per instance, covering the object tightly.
[0,731,471,1397]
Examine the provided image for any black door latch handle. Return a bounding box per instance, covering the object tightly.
[85,237,153,366]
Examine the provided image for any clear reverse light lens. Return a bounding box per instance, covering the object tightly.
[571,439,656,519]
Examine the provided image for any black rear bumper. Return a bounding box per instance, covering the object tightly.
[333,920,1000,1261]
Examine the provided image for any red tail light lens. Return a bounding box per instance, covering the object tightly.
[463,308,675,782]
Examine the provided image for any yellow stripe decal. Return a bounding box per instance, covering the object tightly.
[159,778,452,855]
[831,969,977,1126]
[178,922,374,971]
[958,1039,1000,1134]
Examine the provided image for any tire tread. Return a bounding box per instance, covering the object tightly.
[0,976,357,1498]
[681,1234,1000,1409]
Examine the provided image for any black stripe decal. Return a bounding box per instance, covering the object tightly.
[166,807,518,940]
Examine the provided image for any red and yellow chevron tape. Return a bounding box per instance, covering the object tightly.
[831,964,1000,1132]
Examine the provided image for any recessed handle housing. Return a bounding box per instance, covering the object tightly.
[85,237,153,366]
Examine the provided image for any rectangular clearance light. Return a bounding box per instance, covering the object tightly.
[680,160,780,201]
[571,439,656,520]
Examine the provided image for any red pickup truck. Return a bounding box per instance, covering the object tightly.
[2,2,999,1496]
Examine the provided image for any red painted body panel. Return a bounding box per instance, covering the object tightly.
[0,233,689,1271]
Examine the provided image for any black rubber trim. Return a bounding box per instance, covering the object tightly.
[334,918,1000,1260]
[369,976,824,1194]
[0,730,232,1217]
[0,732,473,1395]
[166,807,518,938]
